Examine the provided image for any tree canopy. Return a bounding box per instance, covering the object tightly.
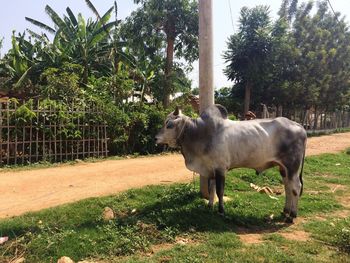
[223,0,350,120]
[121,0,198,107]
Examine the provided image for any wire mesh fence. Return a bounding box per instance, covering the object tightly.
[0,99,108,166]
[257,105,350,131]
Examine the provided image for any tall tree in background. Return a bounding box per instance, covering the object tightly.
[224,6,273,115]
[282,0,350,118]
[122,0,198,107]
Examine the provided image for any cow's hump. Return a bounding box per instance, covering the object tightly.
[200,104,228,121]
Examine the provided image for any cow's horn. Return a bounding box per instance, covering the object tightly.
[174,106,180,116]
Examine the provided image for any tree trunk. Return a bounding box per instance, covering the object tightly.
[82,50,89,85]
[277,105,283,117]
[163,35,175,108]
[243,81,252,116]
[313,106,318,130]
[83,65,89,86]
[302,109,308,128]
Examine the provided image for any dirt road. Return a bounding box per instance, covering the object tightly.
[1,132,350,218]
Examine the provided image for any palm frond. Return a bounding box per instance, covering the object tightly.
[45,5,66,28]
[85,0,101,19]
[45,5,75,41]
[25,17,56,34]
[14,66,32,89]
[114,1,118,24]
[66,7,78,26]
[117,50,137,68]
[97,6,114,30]
[26,29,49,43]
[88,21,114,46]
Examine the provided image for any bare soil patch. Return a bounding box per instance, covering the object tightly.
[280,230,310,242]
[1,132,350,218]
[238,233,264,244]
[306,132,350,155]
[338,195,350,209]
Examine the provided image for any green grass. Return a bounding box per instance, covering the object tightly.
[306,128,350,137]
[1,153,350,262]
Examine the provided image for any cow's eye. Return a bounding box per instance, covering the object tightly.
[166,121,174,129]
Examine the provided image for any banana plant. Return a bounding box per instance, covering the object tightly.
[25,3,135,85]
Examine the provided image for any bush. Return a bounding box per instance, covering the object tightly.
[100,102,167,155]
[228,114,237,121]
[335,226,350,253]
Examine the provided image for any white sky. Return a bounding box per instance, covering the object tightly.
[1,0,350,89]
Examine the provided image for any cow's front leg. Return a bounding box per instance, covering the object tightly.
[208,178,216,209]
[289,172,302,219]
[282,176,292,217]
[282,169,302,223]
[215,169,225,215]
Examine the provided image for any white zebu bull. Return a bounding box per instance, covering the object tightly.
[156,105,307,223]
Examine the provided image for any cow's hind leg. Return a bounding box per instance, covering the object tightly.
[215,169,225,215]
[208,178,216,209]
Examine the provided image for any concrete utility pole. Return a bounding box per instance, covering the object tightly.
[199,0,214,199]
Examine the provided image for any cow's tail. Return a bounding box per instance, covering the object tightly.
[299,144,306,197]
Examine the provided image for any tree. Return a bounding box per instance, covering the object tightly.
[0,37,3,58]
[0,32,43,96]
[281,0,350,122]
[25,5,116,85]
[121,0,199,107]
[224,6,273,115]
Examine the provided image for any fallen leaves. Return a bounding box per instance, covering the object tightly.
[249,183,282,200]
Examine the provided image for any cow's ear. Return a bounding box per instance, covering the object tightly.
[174,106,180,116]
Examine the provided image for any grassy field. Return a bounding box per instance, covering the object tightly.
[1,153,350,263]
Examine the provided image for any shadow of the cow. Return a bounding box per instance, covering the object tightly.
[111,187,289,236]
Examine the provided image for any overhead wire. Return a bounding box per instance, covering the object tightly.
[326,0,340,23]
[227,0,235,32]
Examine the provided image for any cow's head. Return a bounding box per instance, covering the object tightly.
[155,106,186,147]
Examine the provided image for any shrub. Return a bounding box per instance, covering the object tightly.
[99,102,167,155]
[335,226,350,253]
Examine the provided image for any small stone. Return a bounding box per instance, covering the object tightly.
[102,207,115,221]
[131,208,137,214]
[57,256,74,263]
[0,236,9,245]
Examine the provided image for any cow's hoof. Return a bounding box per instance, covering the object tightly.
[284,216,294,224]
[282,207,290,214]
[290,211,297,218]
[281,208,291,217]
[218,208,225,216]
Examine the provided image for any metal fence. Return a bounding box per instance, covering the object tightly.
[257,105,350,131]
[0,99,108,166]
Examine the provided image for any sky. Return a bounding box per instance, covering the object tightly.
[1,0,350,89]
